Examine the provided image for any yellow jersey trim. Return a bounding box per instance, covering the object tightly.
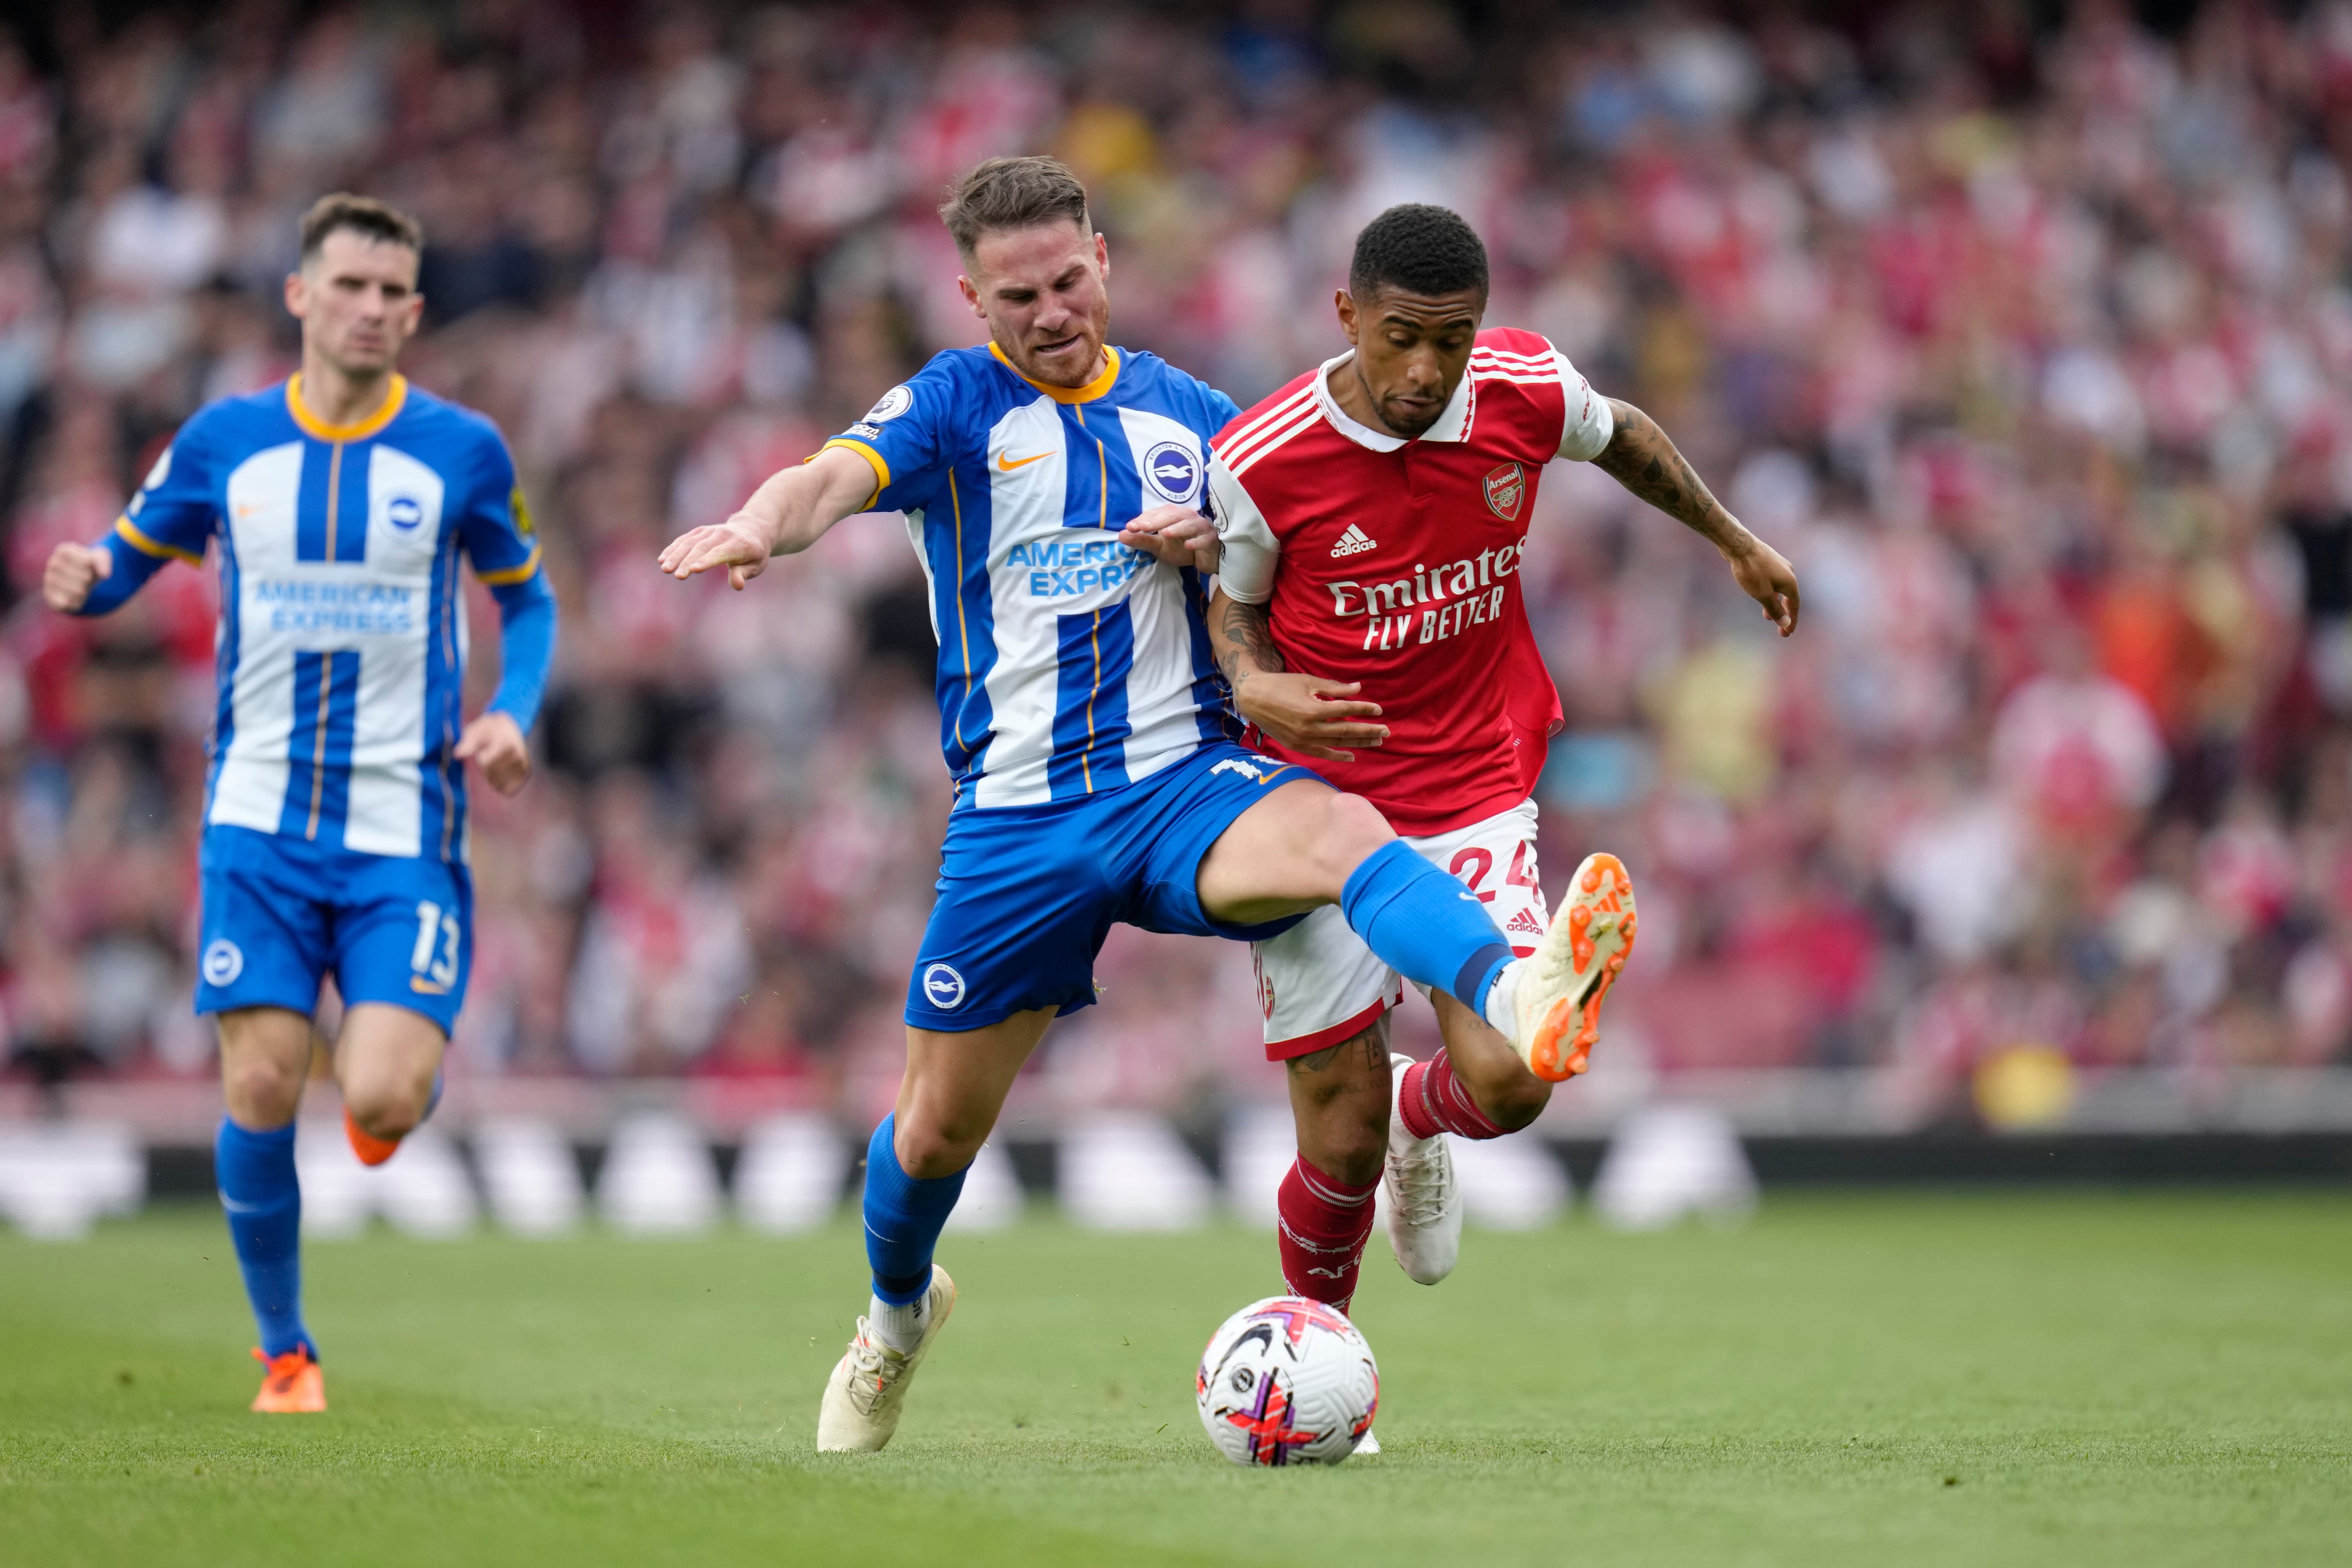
[816,438,889,508]
[475,542,542,586]
[114,517,202,565]
[989,341,1120,404]
[286,373,408,442]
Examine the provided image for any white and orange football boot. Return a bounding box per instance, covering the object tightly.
[249,1346,326,1413]
[1501,852,1637,1082]
[816,1266,956,1452]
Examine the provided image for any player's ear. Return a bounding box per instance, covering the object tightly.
[1094,230,1109,279]
[283,271,307,321]
[1335,289,1359,346]
[956,274,986,321]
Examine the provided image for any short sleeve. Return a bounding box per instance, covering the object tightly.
[115,417,218,565]
[1206,454,1280,605]
[814,357,961,513]
[1555,350,1614,462]
[460,431,542,585]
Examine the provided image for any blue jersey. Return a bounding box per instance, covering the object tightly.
[821,343,1243,810]
[95,374,549,862]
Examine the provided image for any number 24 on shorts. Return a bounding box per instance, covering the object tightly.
[409,900,461,995]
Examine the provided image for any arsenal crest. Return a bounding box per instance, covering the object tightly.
[1483,462,1525,522]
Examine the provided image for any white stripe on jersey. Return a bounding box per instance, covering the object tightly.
[1216,388,1318,470]
[1225,402,1324,478]
[342,444,445,856]
[969,398,1072,808]
[1217,383,1315,452]
[209,441,303,834]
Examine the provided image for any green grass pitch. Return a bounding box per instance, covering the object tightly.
[2,1193,2347,1567]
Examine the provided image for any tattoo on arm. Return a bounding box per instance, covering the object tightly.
[1594,398,1751,553]
[1215,595,1286,694]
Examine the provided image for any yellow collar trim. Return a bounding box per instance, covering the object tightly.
[989,342,1120,404]
[286,374,408,442]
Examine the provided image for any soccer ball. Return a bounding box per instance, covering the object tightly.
[1194,1296,1379,1466]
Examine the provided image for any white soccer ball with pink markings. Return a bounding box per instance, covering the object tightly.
[1195,1296,1379,1466]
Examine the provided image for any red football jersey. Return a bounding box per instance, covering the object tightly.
[1209,328,1613,836]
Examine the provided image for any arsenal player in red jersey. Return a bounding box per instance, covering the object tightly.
[1207,205,1800,1302]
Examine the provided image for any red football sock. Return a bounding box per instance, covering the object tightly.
[1276,1156,1379,1312]
[1398,1049,1509,1141]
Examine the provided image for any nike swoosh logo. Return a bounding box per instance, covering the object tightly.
[997,451,1051,471]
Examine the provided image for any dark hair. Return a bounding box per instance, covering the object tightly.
[298,193,424,262]
[1349,204,1489,301]
[938,156,1090,260]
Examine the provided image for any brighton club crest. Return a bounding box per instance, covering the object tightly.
[1483,462,1526,522]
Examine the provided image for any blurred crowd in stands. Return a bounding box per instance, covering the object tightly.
[5,0,2352,1122]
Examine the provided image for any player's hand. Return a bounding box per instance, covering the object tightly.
[42,541,111,613]
[1118,504,1219,574]
[658,511,778,590]
[1724,533,1801,637]
[455,711,532,796]
[1234,674,1388,763]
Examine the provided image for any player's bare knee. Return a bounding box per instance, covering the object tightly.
[895,1117,984,1181]
[221,1054,303,1127]
[1482,1074,1551,1132]
[1314,793,1397,889]
[345,1081,428,1141]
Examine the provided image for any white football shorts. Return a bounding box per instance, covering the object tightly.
[1253,798,1549,1060]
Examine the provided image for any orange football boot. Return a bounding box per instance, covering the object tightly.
[1518,852,1638,1082]
[250,1346,326,1413]
[343,1106,403,1167]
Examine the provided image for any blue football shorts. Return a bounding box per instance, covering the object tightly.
[905,741,1326,1031]
[194,824,473,1035]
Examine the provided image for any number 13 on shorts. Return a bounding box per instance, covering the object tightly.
[410,899,461,994]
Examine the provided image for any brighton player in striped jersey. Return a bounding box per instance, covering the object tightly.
[660,158,1605,1453]
[1207,205,1801,1308]
[42,195,557,1413]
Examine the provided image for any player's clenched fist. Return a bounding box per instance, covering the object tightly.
[657,513,776,590]
[454,710,532,796]
[42,541,112,613]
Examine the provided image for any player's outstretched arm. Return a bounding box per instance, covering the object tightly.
[656,446,882,590]
[1207,586,1390,763]
[1591,398,1801,637]
[45,535,173,618]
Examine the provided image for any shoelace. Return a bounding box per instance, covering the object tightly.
[841,1321,908,1417]
[1388,1141,1455,1229]
[250,1346,310,1389]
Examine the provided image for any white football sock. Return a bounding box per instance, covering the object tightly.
[870,1291,930,1354]
[1482,957,1526,1041]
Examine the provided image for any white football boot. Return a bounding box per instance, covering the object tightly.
[1494,852,1637,1082]
[816,1265,957,1452]
[1356,1428,1382,1456]
[1382,1054,1462,1286]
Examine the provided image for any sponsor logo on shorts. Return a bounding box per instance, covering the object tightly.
[1505,907,1546,937]
[1210,757,1272,783]
[1142,440,1201,505]
[202,938,244,987]
[1483,462,1526,522]
[922,963,967,1011]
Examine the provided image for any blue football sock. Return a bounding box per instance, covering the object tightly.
[214,1118,313,1359]
[1341,839,1516,1015]
[862,1114,967,1306]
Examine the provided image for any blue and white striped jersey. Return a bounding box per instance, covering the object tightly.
[100,375,546,862]
[823,343,1243,810]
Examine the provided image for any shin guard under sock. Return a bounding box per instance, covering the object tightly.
[1340,840,1514,1013]
[862,1114,967,1306]
[1398,1049,1510,1141]
[214,1118,312,1359]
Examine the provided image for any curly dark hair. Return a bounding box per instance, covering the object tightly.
[1348,204,1489,301]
